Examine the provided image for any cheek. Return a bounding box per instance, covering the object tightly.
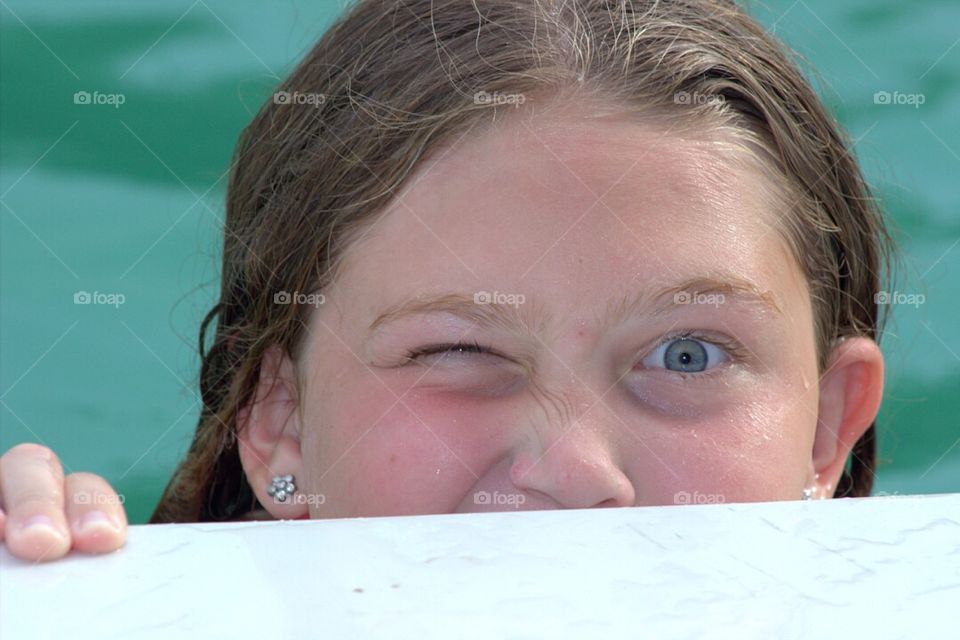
[631,388,815,504]
[310,378,511,516]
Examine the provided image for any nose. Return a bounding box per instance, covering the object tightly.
[509,421,636,510]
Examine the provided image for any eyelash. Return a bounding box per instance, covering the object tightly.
[404,339,492,361]
[405,331,750,374]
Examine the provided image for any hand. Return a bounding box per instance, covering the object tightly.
[0,443,128,562]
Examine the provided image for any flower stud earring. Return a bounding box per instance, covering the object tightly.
[801,486,815,500]
[267,474,296,502]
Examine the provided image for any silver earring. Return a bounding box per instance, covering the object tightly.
[801,486,815,500]
[267,474,296,502]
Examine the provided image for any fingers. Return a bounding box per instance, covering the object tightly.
[64,472,127,553]
[0,445,130,561]
[0,443,71,561]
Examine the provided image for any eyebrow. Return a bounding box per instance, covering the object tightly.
[368,274,783,336]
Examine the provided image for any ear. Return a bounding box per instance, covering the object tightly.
[811,336,885,498]
[236,345,307,519]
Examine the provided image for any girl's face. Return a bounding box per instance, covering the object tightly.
[239,103,884,518]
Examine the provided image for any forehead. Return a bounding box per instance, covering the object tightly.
[332,105,798,321]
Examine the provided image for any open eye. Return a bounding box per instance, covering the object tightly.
[640,336,731,373]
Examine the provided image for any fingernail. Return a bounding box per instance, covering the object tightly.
[20,514,66,537]
[78,510,119,532]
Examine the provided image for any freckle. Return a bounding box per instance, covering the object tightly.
[389,454,396,464]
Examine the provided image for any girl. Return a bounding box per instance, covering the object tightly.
[0,0,893,562]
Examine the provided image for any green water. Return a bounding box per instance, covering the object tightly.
[1,1,957,524]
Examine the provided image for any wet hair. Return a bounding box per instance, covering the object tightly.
[150,0,895,523]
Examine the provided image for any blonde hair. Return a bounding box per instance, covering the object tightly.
[151,0,895,523]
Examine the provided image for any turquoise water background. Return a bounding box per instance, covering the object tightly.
[1,1,957,524]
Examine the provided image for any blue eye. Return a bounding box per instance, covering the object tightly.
[665,338,707,372]
[641,336,730,373]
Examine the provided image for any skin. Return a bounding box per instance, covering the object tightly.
[0,443,128,561]
[0,99,884,560]
[240,101,884,520]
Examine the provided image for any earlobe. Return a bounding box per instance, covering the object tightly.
[236,345,308,519]
[811,337,885,496]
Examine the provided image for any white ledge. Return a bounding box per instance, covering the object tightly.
[3,493,958,638]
